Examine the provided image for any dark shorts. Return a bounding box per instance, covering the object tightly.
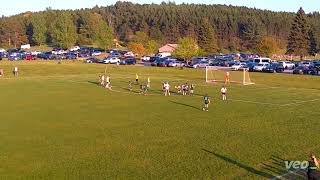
[221,93,226,95]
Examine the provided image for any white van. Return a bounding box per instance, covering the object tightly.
[253,58,271,64]
[156,52,171,58]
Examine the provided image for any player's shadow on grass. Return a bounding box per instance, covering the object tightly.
[169,100,200,110]
[201,149,274,178]
[88,81,99,86]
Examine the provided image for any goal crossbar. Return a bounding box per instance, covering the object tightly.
[205,66,254,85]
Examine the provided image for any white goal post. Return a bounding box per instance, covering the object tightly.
[205,66,254,85]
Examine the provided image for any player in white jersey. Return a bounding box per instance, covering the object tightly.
[220,85,227,100]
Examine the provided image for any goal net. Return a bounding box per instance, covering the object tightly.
[205,66,254,85]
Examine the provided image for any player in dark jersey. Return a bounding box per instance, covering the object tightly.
[203,94,211,111]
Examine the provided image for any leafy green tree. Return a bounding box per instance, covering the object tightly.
[145,40,159,55]
[93,15,114,50]
[76,11,95,45]
[132,31,149,44]
[76,12,113,49]
[50,12,77,48]
[173,36,199,63]
[198,18,218,53]
[31,14,47,46]
[286,7,310,59]
[256,37,279,57]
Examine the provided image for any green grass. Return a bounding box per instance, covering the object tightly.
[0,60,319,179]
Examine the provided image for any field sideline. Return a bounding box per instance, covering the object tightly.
[0,60,319,179]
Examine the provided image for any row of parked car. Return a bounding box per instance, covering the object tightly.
[0,46,106,61]
[139,55,320,75]
[227,59,320,75]
[84,56,136,65]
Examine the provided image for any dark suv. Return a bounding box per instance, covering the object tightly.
[262,63,285,73]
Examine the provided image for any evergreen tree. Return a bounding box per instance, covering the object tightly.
[286,7,309,59]
[308,29,318,56]
[31,14,47,46]
[50,12,77,48]
[198,18,218,53]
[239,19,262,52]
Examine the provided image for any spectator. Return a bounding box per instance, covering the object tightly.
[13,66,18,77]
[307,154,320,180]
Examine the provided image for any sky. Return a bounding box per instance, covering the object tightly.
[1,0,319,17]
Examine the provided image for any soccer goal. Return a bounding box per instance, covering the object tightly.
[205,66,254,85]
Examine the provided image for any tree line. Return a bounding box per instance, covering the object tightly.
[0,2,319,58]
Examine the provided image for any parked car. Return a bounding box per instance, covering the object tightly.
[313,61,320,71]
[24,54,36,60]
[65,53,78,59]
[231,62,246,71]
[8,53,22,60]
[123,51,134,57]
[262,63,285,73]
[278,61,295,69]
[79,50,91,57]
[52,48,67,55]
[175,60,186,67]
[37,52,52,60]
[120,57,136,65]
[102,57,120,64]
[165,59,178,67]
[141,56,151,62]
[253,63,269,72]
[7,48,20,55]
[253,57,272,64]
[299,61,313,67]
[293,66,309,74]
[50,54,64,60]
[225,60,237,67]
[303,66,319,75]
[91,51,102,56]
[151,58,162,66]
[191,57,209,64]
[85,57,101,63]
[156,59,167,67]
[192,61,210,68]
[31,51,41,56]
[156,52,171,58]
[70,46,80,52]
[243,62,255,72]
[210,59,226,66]
[110,52,121,57]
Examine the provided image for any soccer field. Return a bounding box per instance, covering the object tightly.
[0,61,319,179]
